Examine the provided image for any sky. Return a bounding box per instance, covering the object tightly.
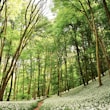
[44,0,56,20]
[34,0,56,20]
[26,0,56,20]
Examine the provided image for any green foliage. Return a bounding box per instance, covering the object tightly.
[53,6,78,36]
[28,101,38,110]
[16,93,31,100]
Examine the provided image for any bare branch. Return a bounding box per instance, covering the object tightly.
[0,0,7,13]
[25,0,32,26]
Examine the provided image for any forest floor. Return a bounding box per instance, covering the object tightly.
[34,101,43,110]
[40,71,110,110]
[0,100,39,110]
[0,71,110,110]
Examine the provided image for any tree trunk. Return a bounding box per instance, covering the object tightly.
[57,55,61,96]
[74,30,86,86]
[43,56,47,96]
[63,36,69,91]
[7,72,13,101]
[0,38,5,65]
[13,67,17,100]
[37,54,40,98]
[96,35,102,86]
[27,54,33,100]
[90,55,96,81]
[0,80,8,101]
[87,0,102,86]
[22,60,25,96]
[81,33,89,85]
[98,38,110,71]
[46,52,52,97]
[102,0,110,24]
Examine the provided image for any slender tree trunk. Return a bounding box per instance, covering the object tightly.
[60,66,63,92]
[46,79,51,97]
[74,30,86,86]
[32,77,37,99]
[32,58,37,100]
[41,51,48,97]
[90,55,96,81]
[87,32,96,81]
[102,0,110,24]
[63,36,69,91]
[27,54,33,99]
[13,67,17,100]
[16,69,20,100]
[75,43,86,86]
[46,69,51,97]
[0,2,7,101]
[43,56,47,96]
[98,38,110,71]
[83,57,89,85]
[37,54,40,98]
[0,38,5,65]
[22,60,25,96]
[0,0,7,65]
[81,33,89,85]
[69,23,86,86]
[87,0,102,86]
[57,55,61,96]
[96,34,102,86]
[7,72,13,101]
[46,52,52,97]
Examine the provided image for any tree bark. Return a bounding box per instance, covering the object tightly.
[13,67,17,100]
[87,0,102,86]
[7,72,13,101]
[37,54,40,98]
[63,35,69,91]
[74,30,86,86]
[102,0,110,24]
[27,54,33,100]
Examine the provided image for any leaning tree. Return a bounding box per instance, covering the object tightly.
[0,0,46,101]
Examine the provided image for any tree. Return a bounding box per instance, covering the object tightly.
[102,0,110,24]
[0,0,46,101]
[52,0,110,86]
[77,0,103,86]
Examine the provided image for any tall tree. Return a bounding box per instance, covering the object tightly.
[0,0,46,101]
[102,0,110,24]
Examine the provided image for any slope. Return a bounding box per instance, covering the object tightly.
[40,71,110,110]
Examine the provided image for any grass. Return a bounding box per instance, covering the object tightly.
[40,71,110,110]
[0,100,38,110]
[1,71,110,110]
[0,96,46,110]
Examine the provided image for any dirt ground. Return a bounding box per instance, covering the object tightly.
[34,101,43,110]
